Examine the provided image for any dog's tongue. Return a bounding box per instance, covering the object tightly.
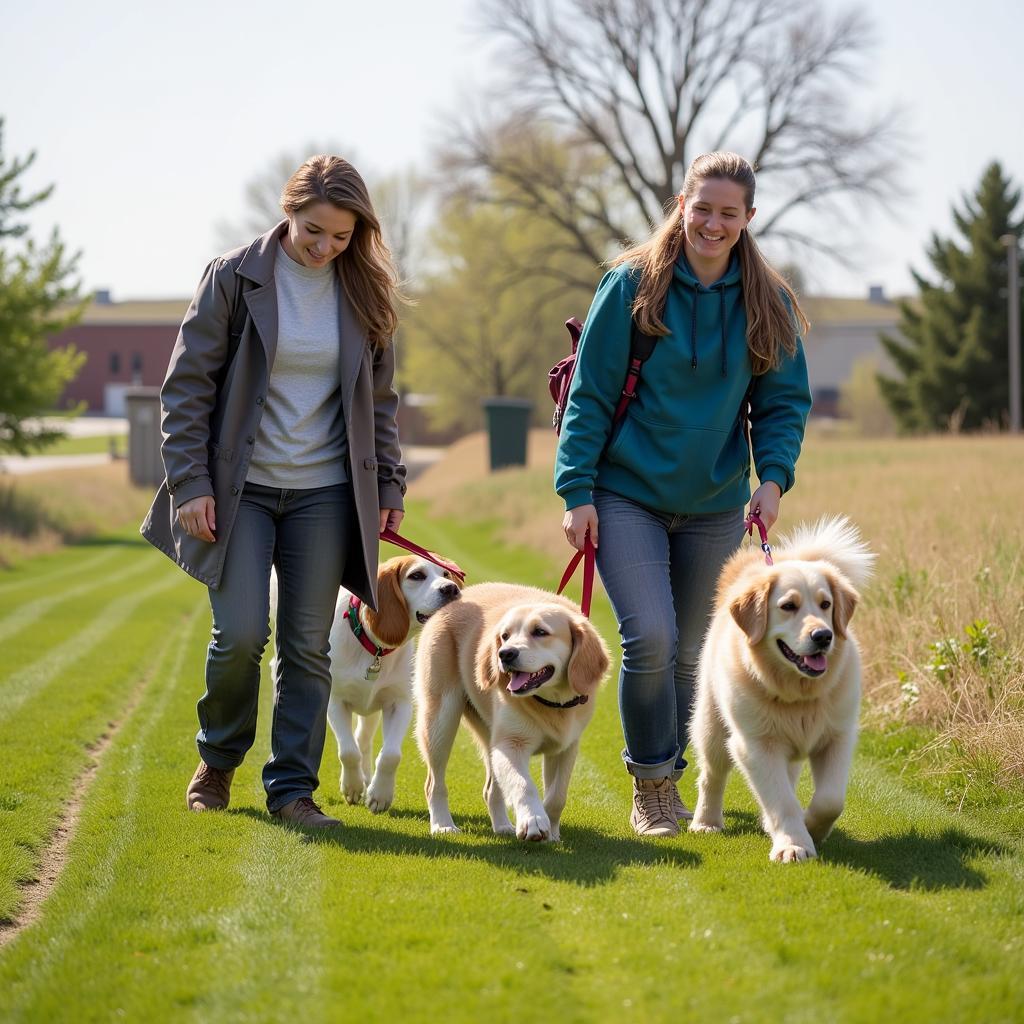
[507,672,533,693]
[803,653,828,673]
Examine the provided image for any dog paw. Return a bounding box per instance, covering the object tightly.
[516,813,551,842]
[492,823,516,837]
[770,842,816,863]
[366,779,395,814]
[689,820,724,833]
[340,771,365,805]
[430,822,461,835]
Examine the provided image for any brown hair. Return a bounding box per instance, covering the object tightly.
[611,151,809,374]
[281,155,400,348]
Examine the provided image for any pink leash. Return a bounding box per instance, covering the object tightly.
[379,528,466,582]
[557,530,596,617]
[744,510,774,565]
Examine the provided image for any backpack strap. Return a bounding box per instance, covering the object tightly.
[613,319,658,423]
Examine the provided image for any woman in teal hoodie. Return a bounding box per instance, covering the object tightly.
[555,152,812,838]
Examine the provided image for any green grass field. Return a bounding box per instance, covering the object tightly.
[1,440,1023,1022]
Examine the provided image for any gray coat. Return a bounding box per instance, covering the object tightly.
[140,221,406,608]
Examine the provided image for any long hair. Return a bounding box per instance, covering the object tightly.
[280,155,400,349]
[611,152,809,374]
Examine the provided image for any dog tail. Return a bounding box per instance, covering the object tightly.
[777,515,876,589]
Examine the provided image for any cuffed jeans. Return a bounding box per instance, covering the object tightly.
[196,481,354,812]
[593,488,744,779]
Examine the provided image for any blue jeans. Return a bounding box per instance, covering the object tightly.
[593,488,744,779]
[196,482,355,812]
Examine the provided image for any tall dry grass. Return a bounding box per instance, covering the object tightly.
[0,462,154,566]
[415,431,1024,789]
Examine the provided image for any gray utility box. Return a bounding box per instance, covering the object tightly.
[125,387,163,487]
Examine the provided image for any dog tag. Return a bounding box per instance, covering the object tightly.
[365,655,382,682]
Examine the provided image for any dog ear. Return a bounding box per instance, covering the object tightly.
[363,558,411,648]
[476,630,505,691]
[567,616,611,697]
[730,576,772,644]
[825,570,860,639]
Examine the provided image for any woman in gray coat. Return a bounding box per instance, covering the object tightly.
[142,155,407,828]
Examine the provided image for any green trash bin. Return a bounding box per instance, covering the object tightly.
[481,397,533,471]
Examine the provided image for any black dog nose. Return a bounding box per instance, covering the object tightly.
[498,646,519,667]
[810,627,833,647]
[439,582,460,600]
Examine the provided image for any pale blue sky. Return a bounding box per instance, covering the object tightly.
[3,0,1021,301]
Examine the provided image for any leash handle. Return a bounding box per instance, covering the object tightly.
[744,510,773,566]
[379,528,466,582]
[557,530,596,617]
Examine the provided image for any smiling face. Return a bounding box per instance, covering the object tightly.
[678,177,754,271]
[399,557,463,626]
[281,200,358,269]
[494,605,575,697]
[730,562,859,682]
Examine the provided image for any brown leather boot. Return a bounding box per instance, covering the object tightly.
[272,797,341,829]
[186,761,235,811]
[630,777,680,837]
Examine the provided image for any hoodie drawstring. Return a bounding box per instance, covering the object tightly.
[719,286,728,377]
[688,283,729,377]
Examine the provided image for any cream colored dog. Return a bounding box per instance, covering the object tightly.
[414,583,610,841]
[689,516,875,863]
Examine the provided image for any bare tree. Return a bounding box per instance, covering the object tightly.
[443,0,906,267]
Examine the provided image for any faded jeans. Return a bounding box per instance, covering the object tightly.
[196,481,355,812]
[593,488,744,779]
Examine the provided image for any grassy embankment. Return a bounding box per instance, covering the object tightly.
[0,434,1021,1022]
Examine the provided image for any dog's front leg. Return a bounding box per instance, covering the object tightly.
[492,737,549,841]
[366,700,412,814]
[805,730,855,846]
[328,696,365,804]
[730,737,817,863]
[541,741,579,843]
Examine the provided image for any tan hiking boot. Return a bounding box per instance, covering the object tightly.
[272,797,341,829]
[671,785,694,822]
[187,761,235,811]
[630,777,680,837]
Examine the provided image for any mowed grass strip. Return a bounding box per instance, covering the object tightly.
[0,539,202,921]
[0,509,1022,1022]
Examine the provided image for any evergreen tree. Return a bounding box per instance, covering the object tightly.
[0,118,86,454]
[878,162,1023,432]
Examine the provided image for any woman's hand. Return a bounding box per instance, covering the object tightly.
[562,504,598,551]
[380,508,404,534]
[748,481,782,531]
[177,496,217,543]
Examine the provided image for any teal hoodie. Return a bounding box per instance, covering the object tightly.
[554,254,812,514]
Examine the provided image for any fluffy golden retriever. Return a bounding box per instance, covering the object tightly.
[689,516,875,863]
[414,583,610,841]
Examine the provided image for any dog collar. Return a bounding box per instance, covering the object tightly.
[532,694,589,709]
[344,596,395,659]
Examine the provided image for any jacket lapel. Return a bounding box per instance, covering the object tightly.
[337,278,368,420]
[236,221,286,368]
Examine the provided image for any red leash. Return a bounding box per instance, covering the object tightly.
[744,510,774,565]
[557,530,596,617]
[379,528,466,582]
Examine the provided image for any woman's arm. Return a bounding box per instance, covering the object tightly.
[371,339,407,531]
[554,268,636,512]
[160,258,233,507]
[748,333,812,513]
